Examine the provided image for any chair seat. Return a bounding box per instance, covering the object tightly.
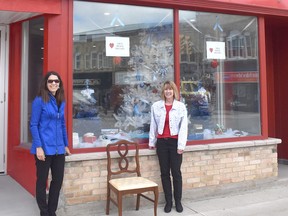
[109,176,158,191]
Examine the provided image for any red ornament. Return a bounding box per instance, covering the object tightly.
[211,59,218,68]
[113,56,122,65]
[152,89,158,94]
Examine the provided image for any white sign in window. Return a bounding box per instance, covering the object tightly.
[206,41,226,59]
[106,36,130,57]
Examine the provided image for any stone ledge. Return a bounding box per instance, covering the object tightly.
[66,137,282,162]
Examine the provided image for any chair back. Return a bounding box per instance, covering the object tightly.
[106,140,141,181]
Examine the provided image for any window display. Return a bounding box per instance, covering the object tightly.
[73,1,261,148]
[179,11,260,140]
[73,1,174,148]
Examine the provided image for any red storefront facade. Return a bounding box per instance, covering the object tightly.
[1,0,287,201]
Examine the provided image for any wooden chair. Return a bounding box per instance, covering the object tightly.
[106,139,159,216]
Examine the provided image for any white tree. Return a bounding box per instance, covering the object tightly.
[113,30,174,131]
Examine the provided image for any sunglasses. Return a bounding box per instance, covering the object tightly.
[47,79,60,84]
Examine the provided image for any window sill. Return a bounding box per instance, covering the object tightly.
[65,137,281,162]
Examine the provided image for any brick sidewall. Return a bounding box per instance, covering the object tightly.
[62,140,279,206]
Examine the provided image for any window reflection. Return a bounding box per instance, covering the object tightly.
[21,17,44,145]
[179,11,260,140]
[73,1,174,148]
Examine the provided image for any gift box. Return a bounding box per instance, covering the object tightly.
[83,133,97,143]
[188,133,204,140]
[73,132,80,147]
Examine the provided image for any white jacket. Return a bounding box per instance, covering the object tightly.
[149,100,188,150]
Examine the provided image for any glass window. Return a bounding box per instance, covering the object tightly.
[73,1,174,148]
[21,17,44,145]
[179,11,260,140]
[85,54,90,69]
[91,51,97,68]
[74,53,81,69]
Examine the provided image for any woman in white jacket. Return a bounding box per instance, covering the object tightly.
[149,80,188,213]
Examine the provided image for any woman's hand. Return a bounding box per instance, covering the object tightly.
[65,147,72,156]
[177,149,184,154]
[36,147,45,161]
[149,146,156,150]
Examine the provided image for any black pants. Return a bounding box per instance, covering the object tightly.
[156,138,183,203]
[35,154,65,216]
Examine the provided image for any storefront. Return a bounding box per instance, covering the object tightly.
[1,0,288,211]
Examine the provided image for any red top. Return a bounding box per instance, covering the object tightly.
[157,104,178,139]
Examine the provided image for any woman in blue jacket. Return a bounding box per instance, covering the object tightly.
[30,71,71,216]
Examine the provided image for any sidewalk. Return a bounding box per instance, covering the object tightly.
[1,164,288,216]
[107,186,288,216]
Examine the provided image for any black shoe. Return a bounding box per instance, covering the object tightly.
[175,201,183,213]
[164,202,172,213]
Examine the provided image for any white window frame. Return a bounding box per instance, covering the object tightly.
[91,51,97,68]
[0,25,9,173]
[75,53,81,69]
[85,53,90,69]
[20,21,29,143]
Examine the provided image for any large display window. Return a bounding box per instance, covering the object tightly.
[179,11,260,140]
[73,1,174,148]
[72,1,260,149]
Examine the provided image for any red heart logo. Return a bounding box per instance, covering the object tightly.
[109,43,114,48]
[209,48,213,53]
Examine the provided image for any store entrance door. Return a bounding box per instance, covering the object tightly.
[0,26,7,173]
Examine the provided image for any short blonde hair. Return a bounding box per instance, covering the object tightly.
[161,80,179,101]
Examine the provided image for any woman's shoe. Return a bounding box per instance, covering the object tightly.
[164,202,172,213]
[175,201,183,213]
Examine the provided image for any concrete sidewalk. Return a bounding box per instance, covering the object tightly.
[106,186,288,216]
[1,164,288,216]
[67,179,288,216]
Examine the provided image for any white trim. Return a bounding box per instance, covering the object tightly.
[20,22,29,143]
[0,25,9,173]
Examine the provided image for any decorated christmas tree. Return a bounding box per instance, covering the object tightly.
[113,27,174,132]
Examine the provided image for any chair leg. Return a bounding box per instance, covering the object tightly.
[154,188,159,216]
[106,188,110,215]
[117,193,123,216]
[136,194,141,210]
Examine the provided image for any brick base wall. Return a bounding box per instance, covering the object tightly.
[62,138,280,206]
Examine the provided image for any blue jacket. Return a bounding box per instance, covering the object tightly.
[30,94,69,155]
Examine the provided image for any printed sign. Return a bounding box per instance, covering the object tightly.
[106,36,130,57]
[214,71,258,83]
[206,41,226,59]
[73,79,101,86]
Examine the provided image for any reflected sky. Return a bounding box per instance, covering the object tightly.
[73,1,255,36]
[74,1,173,34]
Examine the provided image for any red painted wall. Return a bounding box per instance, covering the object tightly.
[44,0,72,150]
[128,0,288,17]
[209,0,288,9]
[6,0,70,195]
[265,19,276,138]
[265,18,288,159]
[0,0,61,14]
[7,22,36,195]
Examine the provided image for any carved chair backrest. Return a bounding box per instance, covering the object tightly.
[106,140,141,181]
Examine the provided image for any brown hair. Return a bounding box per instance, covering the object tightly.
[37,71,65,106]
[160,80,179,101]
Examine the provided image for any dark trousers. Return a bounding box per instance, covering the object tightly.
[35,154,65,216]
[156,138,183,203]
